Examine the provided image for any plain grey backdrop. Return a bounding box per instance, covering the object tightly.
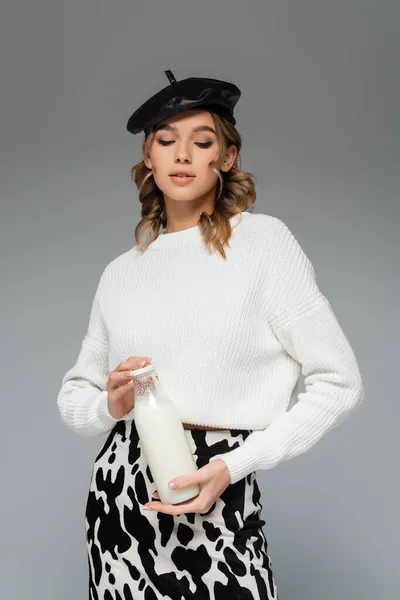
[1,0,398,598]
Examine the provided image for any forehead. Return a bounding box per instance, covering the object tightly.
[156,110,216,133]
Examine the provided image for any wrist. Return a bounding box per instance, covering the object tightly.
[214,458,231,484]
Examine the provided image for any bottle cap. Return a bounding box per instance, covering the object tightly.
[130,364,155,378]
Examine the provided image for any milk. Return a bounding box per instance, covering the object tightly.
[130,365,200,505]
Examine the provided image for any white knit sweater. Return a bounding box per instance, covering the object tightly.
[57,211,364,485]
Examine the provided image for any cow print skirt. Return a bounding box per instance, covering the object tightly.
[85,418,279,600]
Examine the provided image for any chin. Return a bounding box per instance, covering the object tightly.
[163,185,202,199]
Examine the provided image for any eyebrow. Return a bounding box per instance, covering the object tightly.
[155,124,217,135]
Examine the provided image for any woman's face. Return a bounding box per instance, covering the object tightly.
[143,110,237,204]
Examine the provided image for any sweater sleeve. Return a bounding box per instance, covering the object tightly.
[209,218,364,485]
[57,266,125,436]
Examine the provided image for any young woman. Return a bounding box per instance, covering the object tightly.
[57,70,364,600]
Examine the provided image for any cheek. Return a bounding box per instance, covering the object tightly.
[198,170,216,185]
[195,166,219,187]
[149,144,171,169]
[151,159,170,183]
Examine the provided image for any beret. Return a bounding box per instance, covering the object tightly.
[126,69,241,135]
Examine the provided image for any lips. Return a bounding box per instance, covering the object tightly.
[169,174,196,184]
[169,171,196,177]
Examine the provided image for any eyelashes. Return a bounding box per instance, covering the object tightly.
[156,140,213,149]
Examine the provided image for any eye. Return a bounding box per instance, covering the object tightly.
[156,140,213,149]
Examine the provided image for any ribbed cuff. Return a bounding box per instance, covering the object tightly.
[94,390,124,429]
[208,453,254,485]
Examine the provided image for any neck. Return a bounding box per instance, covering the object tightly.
[147,212,249,251]
[162,200,215,234]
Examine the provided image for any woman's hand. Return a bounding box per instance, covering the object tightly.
[143,459,232,515]
[107,356,152,419]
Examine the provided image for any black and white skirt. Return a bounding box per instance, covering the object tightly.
[85,419,279,600]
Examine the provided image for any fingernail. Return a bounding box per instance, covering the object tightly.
[168,481,177,489]
[143,505,151,510]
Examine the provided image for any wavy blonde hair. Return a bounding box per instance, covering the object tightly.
[130,111,257,260]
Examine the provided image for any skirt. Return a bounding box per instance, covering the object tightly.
[85,418,279,600]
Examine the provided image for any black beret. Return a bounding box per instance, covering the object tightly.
[126,70,241,135]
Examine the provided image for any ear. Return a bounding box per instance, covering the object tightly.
[142,142,152,170]
[220,144,238,173]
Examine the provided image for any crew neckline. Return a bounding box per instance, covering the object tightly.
[146,211,251,251]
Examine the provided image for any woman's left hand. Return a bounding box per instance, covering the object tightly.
[143,459,231,515]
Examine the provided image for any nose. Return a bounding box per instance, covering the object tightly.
[174,142,191,164]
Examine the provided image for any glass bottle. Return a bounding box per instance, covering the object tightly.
[130,364,200,505]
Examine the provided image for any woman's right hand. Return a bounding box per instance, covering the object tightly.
[107,356,153,419]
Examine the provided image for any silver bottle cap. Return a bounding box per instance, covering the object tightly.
[129,364,155,378]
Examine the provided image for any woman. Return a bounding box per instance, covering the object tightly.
[57,70,364,600]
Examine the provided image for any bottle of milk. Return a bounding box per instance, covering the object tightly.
[130,363,200,505]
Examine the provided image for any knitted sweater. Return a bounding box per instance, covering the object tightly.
[57,211,364,485]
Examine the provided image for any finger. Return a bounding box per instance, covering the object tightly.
[151,486,204,507]
[116,369,140,387]
[109,357,152,390]
[145,492,205,514]
[108,370,135,391]
[145,501,198,515]
[115,356,152,372]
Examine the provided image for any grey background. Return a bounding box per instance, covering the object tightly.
[1,0,398,598]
